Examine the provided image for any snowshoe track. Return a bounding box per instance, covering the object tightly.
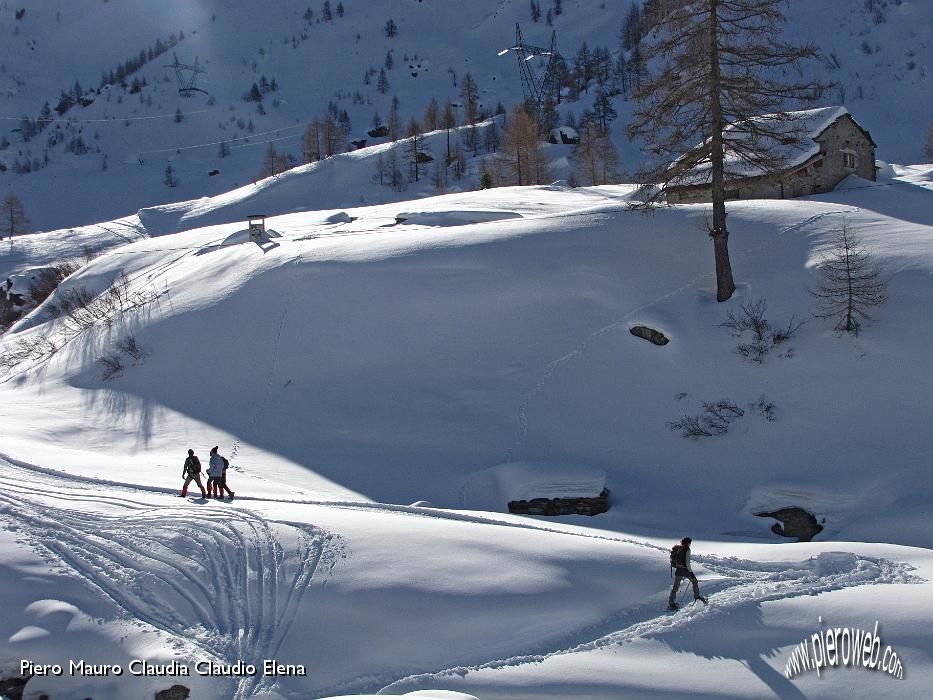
[379,552,917,696]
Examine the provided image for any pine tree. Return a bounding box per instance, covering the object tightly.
[924,121,933,159]
[0,193,30,244]
[498,106,549,186]
[571,123,621,186]
[627,0,830,302]
[377,68,390,94]
[303,119,323,162]
[459,73,479,127]
[810,221,887,334]
[441,100,457,164]
[384,18,398,37]
[163,163,177,187]
[423,97,439,132]
[323,0,333,21]
[260,144,280,178]
[387,96,402,142]
[591,88,617,132]
[174,107,183,123]
[405,118,425,182]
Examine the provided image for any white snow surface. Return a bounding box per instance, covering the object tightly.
[1,164,933,697]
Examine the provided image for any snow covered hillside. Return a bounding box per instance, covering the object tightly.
[1,0,931,233]
[3,166,933,547]
[2,164,933,697]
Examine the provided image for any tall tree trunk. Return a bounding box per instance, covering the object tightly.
[708,0,736,302]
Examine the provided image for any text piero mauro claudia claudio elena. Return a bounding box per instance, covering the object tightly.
[20,659,307,678]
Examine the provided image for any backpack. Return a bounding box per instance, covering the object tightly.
[222,457,229,470]
[670,545,687,570]
[184,456,201,476]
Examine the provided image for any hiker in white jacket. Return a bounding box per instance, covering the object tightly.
[207,445,234,501]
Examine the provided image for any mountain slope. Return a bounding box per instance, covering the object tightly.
[1,0,931,232]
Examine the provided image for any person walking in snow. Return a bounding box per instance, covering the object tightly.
[207,446,235,501]
[206,446,224,499]
[180,448,208,499]
[668,537,707,610]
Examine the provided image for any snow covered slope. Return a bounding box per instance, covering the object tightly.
[2,169,932,548]
[1,455,930,699]
[1,0,931,232]
[2,167,933,697]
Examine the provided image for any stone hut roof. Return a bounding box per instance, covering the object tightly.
[669,106,874,187]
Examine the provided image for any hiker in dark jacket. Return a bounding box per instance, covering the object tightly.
[668,537,708,610]
[180,449,207,499]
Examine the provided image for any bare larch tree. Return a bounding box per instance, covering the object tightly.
[628,0,829,301]
[810,220,887,334]
[2,193,31,246]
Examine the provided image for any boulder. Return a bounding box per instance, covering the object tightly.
[630,325,669,346]
[155,685,191,700]
[755,506,824,542]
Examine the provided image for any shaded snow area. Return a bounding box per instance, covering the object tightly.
[1,170,933,697]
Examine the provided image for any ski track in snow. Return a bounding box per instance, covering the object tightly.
[378,553,917,697]
[0,462,346,700]
[0,456,922,698]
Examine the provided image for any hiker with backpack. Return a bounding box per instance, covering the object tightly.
[180,448,208,499]
[668,537,708,611]
[207,446,235,501]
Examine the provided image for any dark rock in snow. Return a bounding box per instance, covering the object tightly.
[630,325,669,346]
[756,507,824,542]
[509,489,610,516]
[0,675,30,700]
[155,684,191,700]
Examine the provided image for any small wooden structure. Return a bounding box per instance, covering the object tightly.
[247,215,266,241]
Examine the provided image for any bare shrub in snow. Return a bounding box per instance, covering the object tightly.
[719,298,800,362]
[48,272,157,334]
[27,261,80,307]
[98,352,124,380]
[668,398,744,438]
[117,333,145,361]
[0,334,57,371]
[755,394,777,422]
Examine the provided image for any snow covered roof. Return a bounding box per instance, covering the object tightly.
[669,106,866,188]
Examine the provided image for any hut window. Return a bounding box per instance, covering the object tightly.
[843,152,857,169]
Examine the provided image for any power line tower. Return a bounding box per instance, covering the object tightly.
[167,53,208,97]
[498,24,563,119]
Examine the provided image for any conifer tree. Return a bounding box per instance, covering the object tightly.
[441,100,457,164]
[498,106,549,186]
[1,193,30,244]
[810,221,887,334]
[627,0,829,302]
[423,97,439,132]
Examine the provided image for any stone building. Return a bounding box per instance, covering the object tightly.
[666,106,877,203]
